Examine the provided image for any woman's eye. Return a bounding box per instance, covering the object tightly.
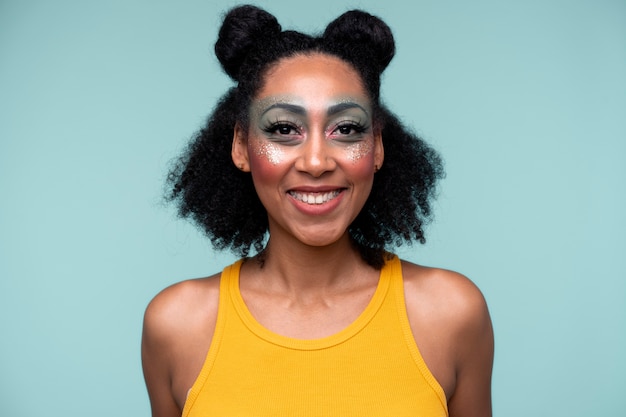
[335,123,366,136]
[338,125,354,134]
[266,123,298,135]
[277,125,295,134]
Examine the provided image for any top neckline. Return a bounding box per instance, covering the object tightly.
[227,256,396,351]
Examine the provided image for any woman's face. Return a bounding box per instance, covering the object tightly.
[232,53,384,247]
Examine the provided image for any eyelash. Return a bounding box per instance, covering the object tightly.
[262,121,368,137]
[333,121,368,135]
[262,121,301,136]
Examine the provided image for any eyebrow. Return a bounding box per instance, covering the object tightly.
[261,103,306,116]
[260,101,369,117]
[327,102,369,116]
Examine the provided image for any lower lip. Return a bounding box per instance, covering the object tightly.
[287,190,345,216]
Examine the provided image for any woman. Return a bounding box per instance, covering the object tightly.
[142,5,494,417]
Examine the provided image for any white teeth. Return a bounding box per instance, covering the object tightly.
[290,190,340,205]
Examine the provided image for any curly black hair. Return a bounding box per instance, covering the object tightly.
[166,5,445,269]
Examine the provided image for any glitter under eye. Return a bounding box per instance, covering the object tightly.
[253,139,284,165]
[345,139,374,162]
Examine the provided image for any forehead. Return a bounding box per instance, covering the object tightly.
[255,53,369,102]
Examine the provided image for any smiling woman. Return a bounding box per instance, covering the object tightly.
[233,54,383,248]
[142,4,493,417]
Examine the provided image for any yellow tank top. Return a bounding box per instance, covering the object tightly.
[183,255,448,417]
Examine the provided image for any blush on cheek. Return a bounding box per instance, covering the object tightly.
[248,150,284,183]
[348,153,377,179]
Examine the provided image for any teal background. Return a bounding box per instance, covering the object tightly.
[1,0,624,415]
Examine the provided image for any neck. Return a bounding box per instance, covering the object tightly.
[245,233,373,294]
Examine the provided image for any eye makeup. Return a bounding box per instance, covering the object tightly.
[248,96,376,164]
[251,96,372,128]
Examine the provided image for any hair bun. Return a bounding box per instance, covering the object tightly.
[323,10,395,74]
[215,5,282,81]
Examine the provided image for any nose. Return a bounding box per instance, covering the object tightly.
[294,131,336,177]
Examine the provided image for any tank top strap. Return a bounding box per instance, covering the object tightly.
[386,255,448,409]
[182,260,243,417]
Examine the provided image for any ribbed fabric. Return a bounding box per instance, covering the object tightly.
[182,255,448,417]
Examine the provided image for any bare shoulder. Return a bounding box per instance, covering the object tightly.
[141,273,221,415]
[143,273,221,341]
[401,260,491,331]
[401,260,494,415]
[142,272,222,369]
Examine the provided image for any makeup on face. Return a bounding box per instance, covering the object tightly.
[251,139,285,165]
[248,95,376,165]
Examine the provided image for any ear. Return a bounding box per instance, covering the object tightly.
[231,123,250,172]
[373,128,384,172]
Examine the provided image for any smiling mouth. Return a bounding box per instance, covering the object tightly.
[288,190,342,205]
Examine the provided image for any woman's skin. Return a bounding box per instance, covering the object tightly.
[142,53,494,417]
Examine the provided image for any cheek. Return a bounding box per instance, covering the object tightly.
[340,141,377,179]
[249,153,281,182]
[250,138,285,166]
[247,140,289,186]
[349,157,376,181]
[344,140,374,163]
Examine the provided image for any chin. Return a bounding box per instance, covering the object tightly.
[295,228,350,249]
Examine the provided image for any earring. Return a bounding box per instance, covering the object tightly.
[374,164,379,172]
[238,163,244,171]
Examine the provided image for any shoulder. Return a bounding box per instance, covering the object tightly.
[400,260,491,333]
[400,259,494,410]
[142,273,221,347]
[141,273,222,413]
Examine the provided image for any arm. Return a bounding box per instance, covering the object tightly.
[141,290,184,417]
[141,277,220,417]
[403,263,494,417]
[447,282,494,417]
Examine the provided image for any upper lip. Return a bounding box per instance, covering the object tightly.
[287,185,346,193]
